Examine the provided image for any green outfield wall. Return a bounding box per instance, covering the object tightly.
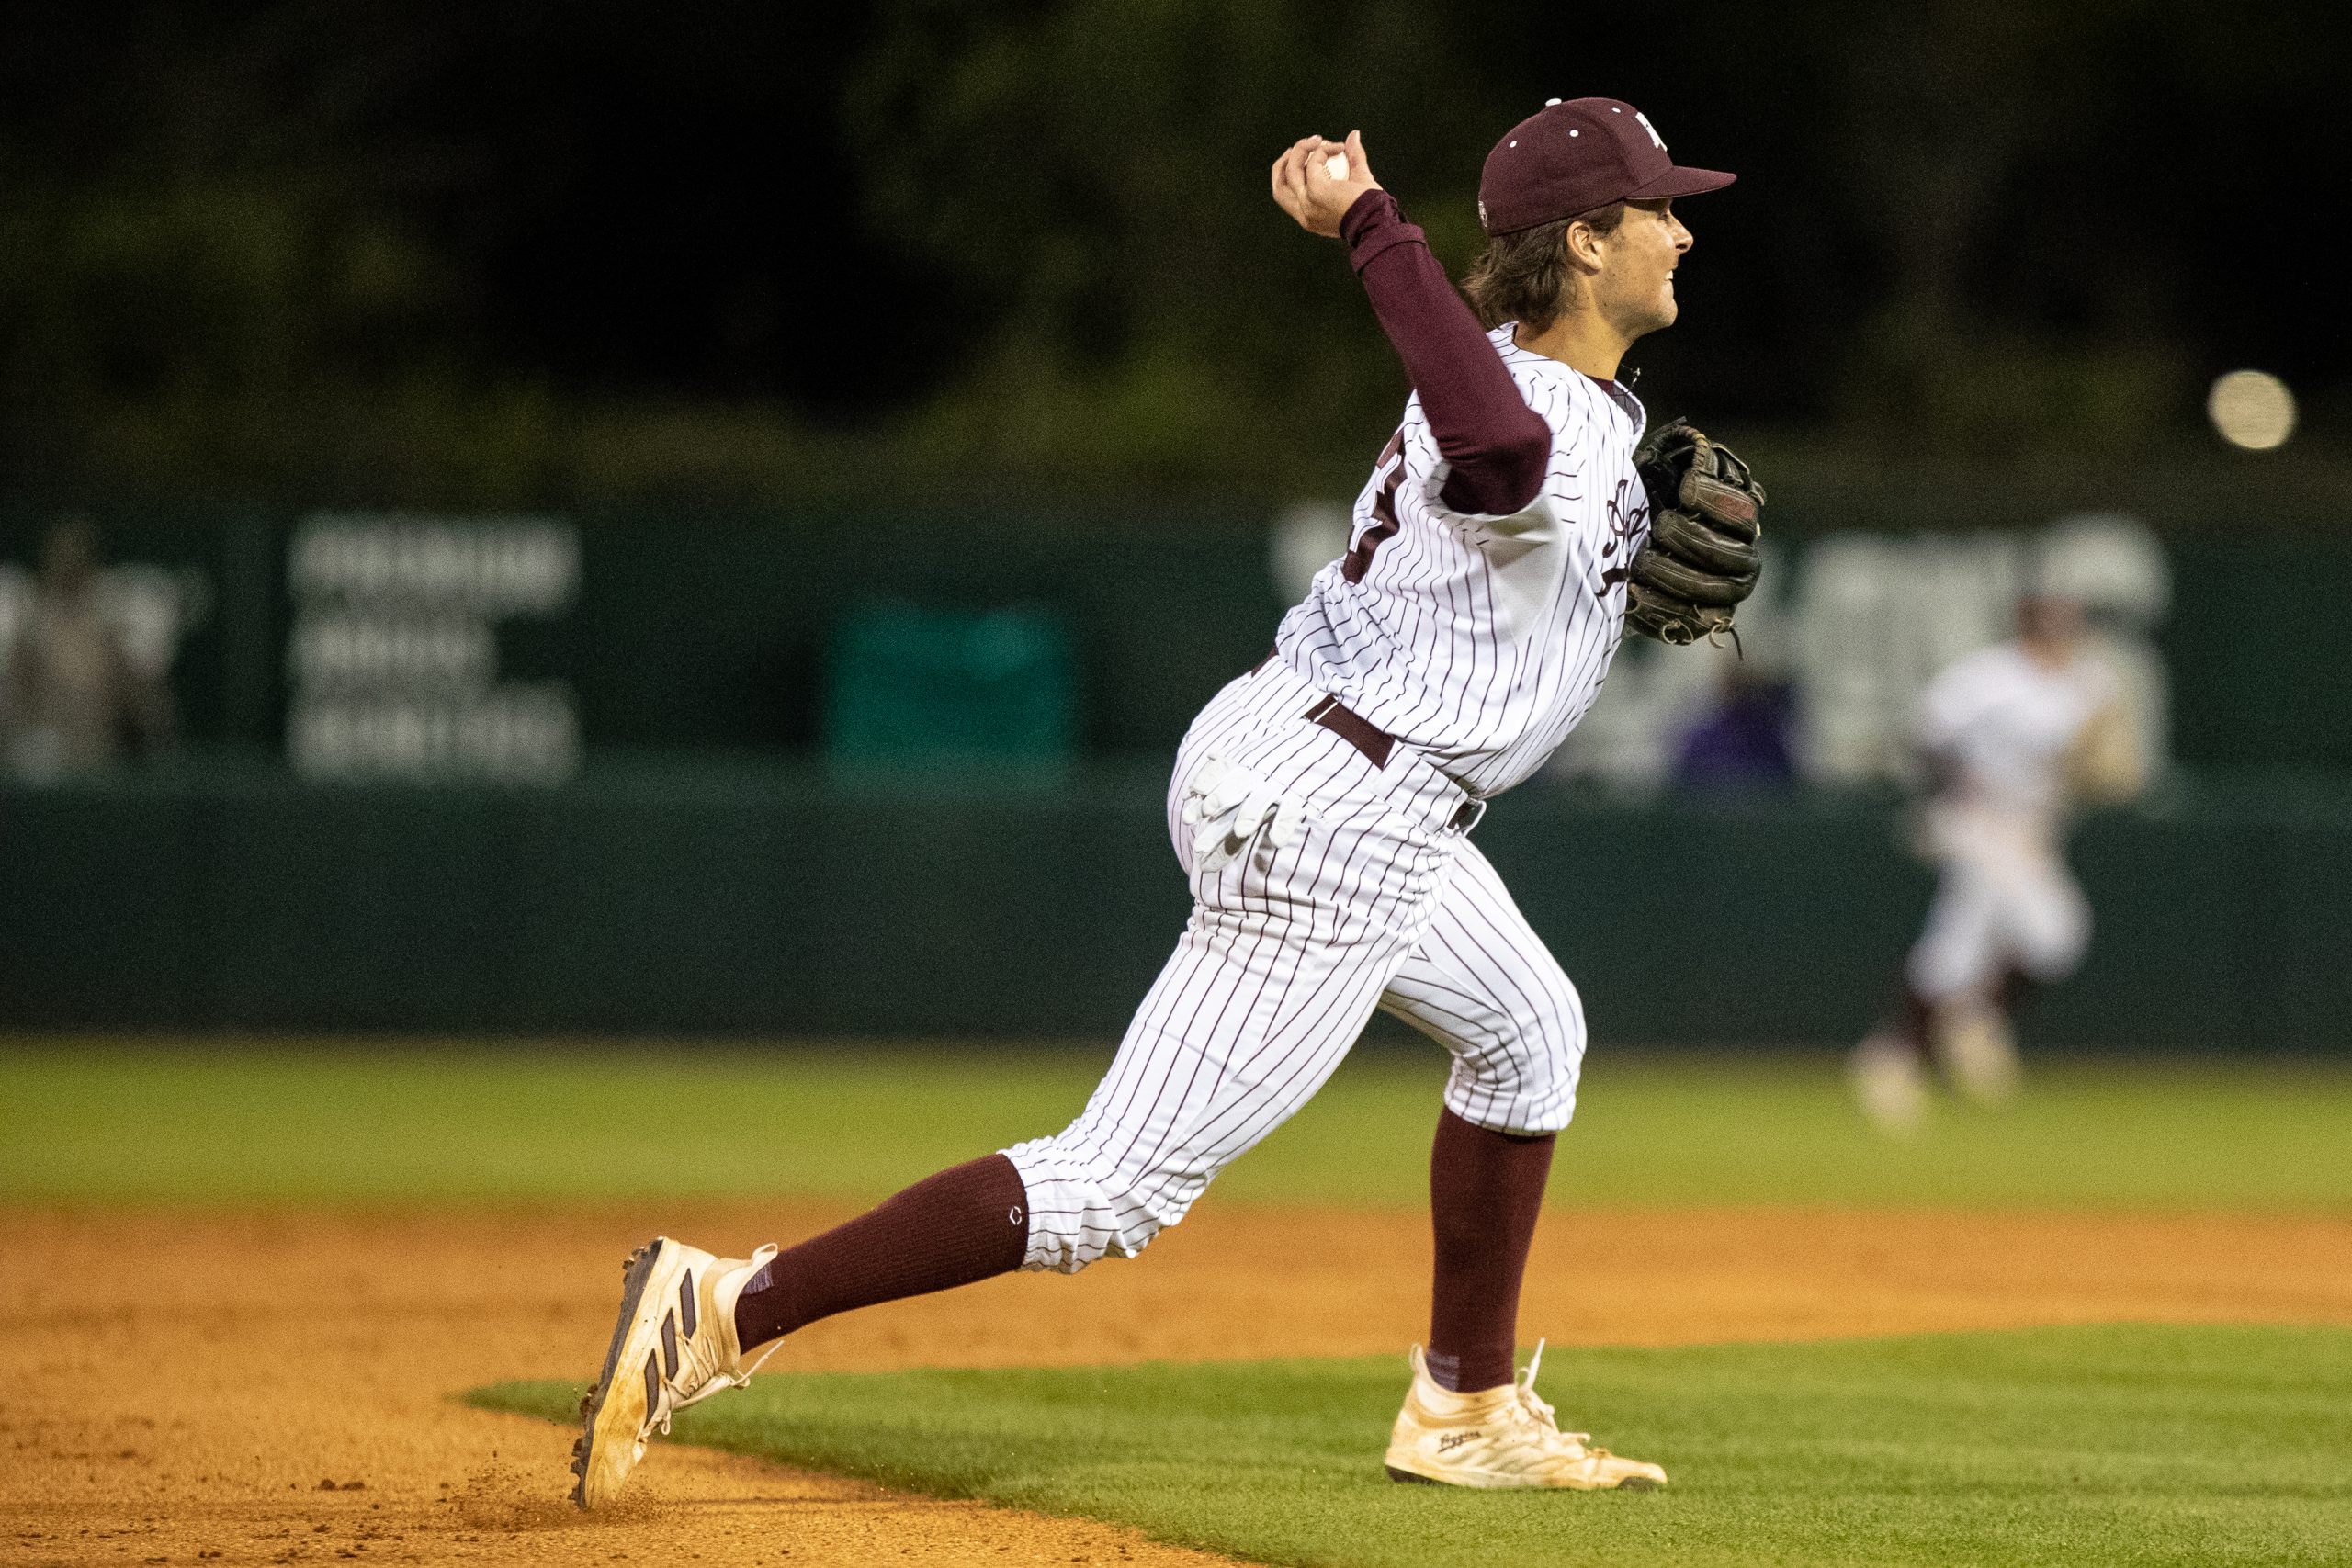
[5,761,2346,1050]
[5,503,2352,773]
[6,501,2350,1047]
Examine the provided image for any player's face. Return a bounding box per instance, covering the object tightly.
[2018,593,2088,653]
[1592,199,1692,338]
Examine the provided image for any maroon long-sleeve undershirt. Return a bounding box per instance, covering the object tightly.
[1340,189,1552,517]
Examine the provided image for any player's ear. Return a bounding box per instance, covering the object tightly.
[1562,218,1606,276]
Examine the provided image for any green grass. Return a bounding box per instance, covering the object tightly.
[13,1042,2337,1563]
[474,1323,2352,1568]
[5,1040,2352,1209]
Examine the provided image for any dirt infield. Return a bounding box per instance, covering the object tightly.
[7,1201,2351,1568]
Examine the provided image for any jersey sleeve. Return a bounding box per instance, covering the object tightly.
[1340,191,1552,520]
[1391,403,1569,643]
[1396,413,1558,544]
[1414,366,1579,550]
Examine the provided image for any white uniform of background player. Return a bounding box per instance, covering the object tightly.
[1851,595,2144,1127]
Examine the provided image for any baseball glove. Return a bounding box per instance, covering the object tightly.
[1625,420,1765,647]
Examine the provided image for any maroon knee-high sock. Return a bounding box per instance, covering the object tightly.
[1426,1108,1555,1393]
[732,1154,1030,1352]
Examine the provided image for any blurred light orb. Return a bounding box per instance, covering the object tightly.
[2207,369,2296,450]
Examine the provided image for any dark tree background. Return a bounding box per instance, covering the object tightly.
[2,0,2346,502]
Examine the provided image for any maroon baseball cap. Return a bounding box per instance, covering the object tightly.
[1477,97,1734,234]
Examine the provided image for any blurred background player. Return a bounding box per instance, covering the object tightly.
[3,516,175,781]
[1849,589,2148,1132]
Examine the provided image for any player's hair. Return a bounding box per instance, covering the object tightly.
[1462,201,1627,333]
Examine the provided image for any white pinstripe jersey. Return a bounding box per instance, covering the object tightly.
[1273,325,1650,797]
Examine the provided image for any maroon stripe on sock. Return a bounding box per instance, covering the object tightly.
[1427,1108,1555,1393]
[732,1154,1030,1353]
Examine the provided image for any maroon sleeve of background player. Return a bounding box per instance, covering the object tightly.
[1341,189,1551,517]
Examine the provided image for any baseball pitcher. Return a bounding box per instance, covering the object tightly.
[573,98,1761,1506]
[1850,591,2147,1131]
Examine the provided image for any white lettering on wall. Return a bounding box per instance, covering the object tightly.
[287,514,581,782]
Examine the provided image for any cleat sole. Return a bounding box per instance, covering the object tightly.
[1384,1461,1666,1492]
[570,1238,667,1509]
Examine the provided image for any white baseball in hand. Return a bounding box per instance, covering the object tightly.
[1323,152,1350,181]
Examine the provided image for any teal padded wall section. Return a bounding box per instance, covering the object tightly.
[825,601,1077,764]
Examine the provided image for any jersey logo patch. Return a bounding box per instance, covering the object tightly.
[1592,476,1648,603]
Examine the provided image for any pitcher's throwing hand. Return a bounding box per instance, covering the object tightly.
[1272,130,1381,237]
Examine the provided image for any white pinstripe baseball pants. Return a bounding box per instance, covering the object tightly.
[1004,661,1586,1273]
[1906,806,2090,1001]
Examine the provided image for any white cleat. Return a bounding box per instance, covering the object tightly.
[1849,1031,1930,1137]
[571,1235,778,1509]
[1933,1005,2022,1107]
[1384,1343,1668,1491]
